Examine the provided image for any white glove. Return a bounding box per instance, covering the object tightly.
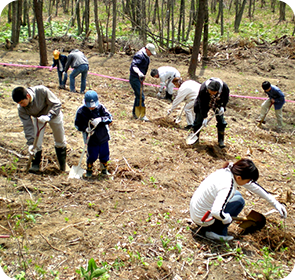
[37,115,51,123]
[167,109,172,115]
[222,213,232,224]
[157,92,162,98]
[28,145,36,155]
[86,127,94,136]
[49,66,53,72]
[219,107,225,115]
[274,202,287,218]
[91,117,102,127]
[202,119,208,127]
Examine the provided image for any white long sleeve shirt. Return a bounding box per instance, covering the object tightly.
[190,167,279,226]
[157,66,180,93]
[171,80,201,111]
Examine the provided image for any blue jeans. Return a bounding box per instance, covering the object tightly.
[57,70,67,87]
[129,75,145,116]
[206,191,245,236]
[70,64,89,93]
[87,141,110,165]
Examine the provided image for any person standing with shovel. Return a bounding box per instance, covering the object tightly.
[74,90,112,177]
[257,81,285,131]
[190,158,287,242]
[12,86,67,173]
[192,77,230,148]
[129,43,156,121]
[167,78,201,130]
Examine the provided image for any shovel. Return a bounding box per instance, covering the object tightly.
[68,122,95,179]
[135,79,145,119]
[174,105,185,124]
[25,122,47,173]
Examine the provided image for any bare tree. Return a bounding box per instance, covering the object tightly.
[111,0,117,54]
[94,0,104,52]
[33,0,48,66]
[279,2,286,22]
[188,0,206,78]
[11,0,22,48]
[234,0,247,33]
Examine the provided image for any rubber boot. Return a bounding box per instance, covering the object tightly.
[86,163,93,177]
[29,151,42,173]
[164,91,173,102]
[55,147,67,171]
[218,130,226,148]
[100,162,110,175]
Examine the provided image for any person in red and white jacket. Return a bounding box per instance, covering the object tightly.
[190,158,287,242]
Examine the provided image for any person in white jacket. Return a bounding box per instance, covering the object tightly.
[150,66,180,101]
[167,78,201,130]
[190,159,287,242]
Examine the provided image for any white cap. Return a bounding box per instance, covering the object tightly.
[145,43,156,55]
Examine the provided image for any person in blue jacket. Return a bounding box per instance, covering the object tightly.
[129,43,156,121]
[75,90,112,177]
[258,81,285,130]
[50,50,68,89]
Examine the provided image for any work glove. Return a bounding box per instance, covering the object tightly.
[202,118,208,127]
[91,117,102,127]
[222,213,232,224]
[156,92,162,98]
[37,115,51,123]
[138,72,145,82]
[218,107,225,115]
[28,145,36,156]
[49,66,53,72]
[86,127,94,136]
[167,109,172,115]
[274,202,287,218]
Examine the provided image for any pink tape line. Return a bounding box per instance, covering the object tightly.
[1,62,294,103]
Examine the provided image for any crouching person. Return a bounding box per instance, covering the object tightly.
[12,85,67,173]
[190,159,287,242]
[75,90,112,177]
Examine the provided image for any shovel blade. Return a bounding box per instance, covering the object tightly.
[135,106,146,119]
[186,133,199,145]
[68,165,85,179]
[238,210,266,234]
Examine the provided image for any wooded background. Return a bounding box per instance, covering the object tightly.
[3,0,295,77]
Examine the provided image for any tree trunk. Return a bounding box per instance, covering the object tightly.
[11,0,22,48]
[94,0,104,52]
[203,0,209,59]
[234,0,247,33]
[111,0,117,54]
[185,0,195,41]
[33,0,48,66]
[279,2,286,22]
[188,0,206,79]
[220,0,224,36]
[85,0,89,35]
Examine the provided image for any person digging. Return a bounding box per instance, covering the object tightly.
[74,90,113,177]
[12,86,67,173]
[192,77,230,148]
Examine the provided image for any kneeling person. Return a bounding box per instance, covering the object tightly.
[75,90,112,177]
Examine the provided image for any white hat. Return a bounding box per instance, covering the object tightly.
[145,43,156,55]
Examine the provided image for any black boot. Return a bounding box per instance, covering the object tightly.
[100,162,110,175]
[86,163,93,177]
[218,130,226,148]
[55,147,67,171]
[164,91,173,102]
[29,151,42,173]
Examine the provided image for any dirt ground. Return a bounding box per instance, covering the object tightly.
[0,37,295,280]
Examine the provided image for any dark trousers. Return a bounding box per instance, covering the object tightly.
[129,75,145,116]
[87,141,110,164]
[193,110,227,132]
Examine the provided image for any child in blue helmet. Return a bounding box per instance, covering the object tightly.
[75,90,113,177]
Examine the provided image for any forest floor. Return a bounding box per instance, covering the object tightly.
[0,36,295,280]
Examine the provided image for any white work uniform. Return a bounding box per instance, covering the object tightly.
[157,66,180,96]
[170,80,201,126]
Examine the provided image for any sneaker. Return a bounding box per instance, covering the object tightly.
[205,231,234,242]
[140,116,149,122]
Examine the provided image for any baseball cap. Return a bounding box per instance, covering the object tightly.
[145,43,156,55]
[84,90,99,108]
[53,50,60,59]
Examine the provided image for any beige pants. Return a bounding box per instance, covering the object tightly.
[185,100,196,126]
[260,99,283,128]
[33,112,67,151]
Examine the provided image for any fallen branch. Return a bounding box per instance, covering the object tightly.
[39,231,66,253]
[0,146,28,159]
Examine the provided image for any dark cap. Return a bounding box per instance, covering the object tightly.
[207,81,221,92]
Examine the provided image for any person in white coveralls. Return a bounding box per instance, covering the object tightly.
[150,66,180,101]
[167,77,201,130]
